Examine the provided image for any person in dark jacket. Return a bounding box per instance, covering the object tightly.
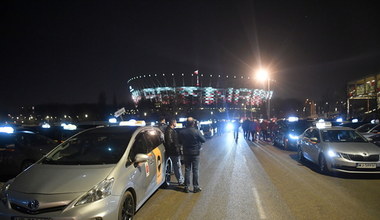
[233,119,241,140]
[158,116,167,133]
[242,118,250,139]
[164,119,184,185]
[179,117,206,193]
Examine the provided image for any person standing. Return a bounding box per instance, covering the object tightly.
[233,119,241,140]
[242,118,250,139]
[158,116,167,133]
[179,117,206,193]
[260,119,269,141]
[164,119,184,186]
[249,119,257,141]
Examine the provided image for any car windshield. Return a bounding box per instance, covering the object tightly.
[42,127,134,165]
[321,130,367,143]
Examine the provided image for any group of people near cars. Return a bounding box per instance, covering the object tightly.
[158,116,206,193]
[241,118,277,142]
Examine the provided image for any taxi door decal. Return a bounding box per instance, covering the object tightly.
[145,162,150,177]
[152,147,163,184]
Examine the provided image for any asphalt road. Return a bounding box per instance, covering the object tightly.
[134,131,380,220]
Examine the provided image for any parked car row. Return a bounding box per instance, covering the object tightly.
[270,119,380,175]
[297,122,380,174]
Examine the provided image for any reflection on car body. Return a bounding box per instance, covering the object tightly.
[355,123,380,138]
[298,124,380,174]
[367,134,380,147]
[0,126,171,220]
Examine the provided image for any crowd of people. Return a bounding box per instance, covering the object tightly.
[241,118,277,142]
[206,118,278,142]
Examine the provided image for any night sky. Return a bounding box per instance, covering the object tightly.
[2,0,380,108]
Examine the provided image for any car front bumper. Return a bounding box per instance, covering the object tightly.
[328,157,380,174]
[0,195,121,220]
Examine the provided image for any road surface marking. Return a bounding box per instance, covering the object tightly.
[252,187,267,219]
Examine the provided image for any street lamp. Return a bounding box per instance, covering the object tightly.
[255,68,271,119]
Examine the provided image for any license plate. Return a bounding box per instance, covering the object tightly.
[356,163,377,168]
[12,217,52,220]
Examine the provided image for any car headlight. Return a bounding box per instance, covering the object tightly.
[327,150,341,158]
[288,134,299,140]
[75,178,114,206]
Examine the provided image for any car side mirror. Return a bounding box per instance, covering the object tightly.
[134,153,149,163]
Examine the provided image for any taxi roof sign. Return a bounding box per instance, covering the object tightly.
[114,107,126,118]
[288,116,299,122]
[119,120,146,126]
[316,121,332,129]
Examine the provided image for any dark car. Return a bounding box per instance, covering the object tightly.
[200,124,214,138]
[272,119,311,150]
[0,130,58,176]
[20,125,80,143]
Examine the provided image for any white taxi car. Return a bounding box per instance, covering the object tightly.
[0,125,171,220]
[297,122,380,174]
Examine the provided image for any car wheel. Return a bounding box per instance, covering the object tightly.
[161,159,172,188]
[319,154,329,174]
[297,147,305,163]
[21,160,34,172]
[119,191,135,220]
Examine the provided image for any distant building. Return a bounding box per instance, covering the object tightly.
[127,72,273,118]
[347,73,379,118]
[303,99,317,118]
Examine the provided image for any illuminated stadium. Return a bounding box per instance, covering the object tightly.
[127,71,273,109]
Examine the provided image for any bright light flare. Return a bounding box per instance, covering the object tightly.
[226,122,233,131]
[179,118,187,122]
[200,120,212,125]
[327,150,340,158]
[41,123,51,129]
[108,118,117,123]
[63,124,77,130]
[289,134,299,140]
[255,68,269,82]
[288,116,299,122]
[0,126,14,134]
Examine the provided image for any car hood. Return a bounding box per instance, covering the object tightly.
[10,164,115,194]
[325,142,380,154]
